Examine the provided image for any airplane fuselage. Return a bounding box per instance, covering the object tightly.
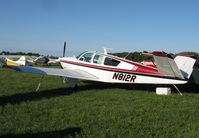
[60,51,187,85]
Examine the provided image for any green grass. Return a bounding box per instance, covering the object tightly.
[1,68,199,137]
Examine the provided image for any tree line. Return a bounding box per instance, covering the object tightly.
[0,51,40,56]
[1,50,198,63]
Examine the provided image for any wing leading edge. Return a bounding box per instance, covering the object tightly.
[8,66,99,81]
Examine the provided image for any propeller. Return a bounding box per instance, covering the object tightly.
[63,41,66,57]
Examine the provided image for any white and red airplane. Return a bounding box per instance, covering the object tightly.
[6,47,196,89]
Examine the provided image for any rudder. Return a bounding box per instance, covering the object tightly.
[174,56,196,79]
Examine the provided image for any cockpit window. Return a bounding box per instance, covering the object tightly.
[93,55,103,64]
[104,57,120,66]
[76,52,86,59]
[79,52,93,63]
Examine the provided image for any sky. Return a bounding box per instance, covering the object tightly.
[0,0,199,56]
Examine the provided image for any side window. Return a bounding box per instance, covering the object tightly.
[79,53,93,63]
[93,55,103,64]
[104,57,120,66]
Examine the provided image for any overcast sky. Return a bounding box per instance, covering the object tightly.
[0,0,198,56]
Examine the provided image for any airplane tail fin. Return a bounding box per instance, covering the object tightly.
[174,56,196,79]
[15,56,26,66]
[18,56,26,61]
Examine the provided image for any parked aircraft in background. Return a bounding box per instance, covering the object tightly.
[2,56,33,66]
[0,54,59,66]
[33,42,65,65]
[34,55,59,65]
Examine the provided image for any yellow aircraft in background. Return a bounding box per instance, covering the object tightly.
[3,56,32,66]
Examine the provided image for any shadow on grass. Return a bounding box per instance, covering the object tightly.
[0,127,82,138]
[0,87,72,106]
[79,81,199,93]
[0,82,198,106]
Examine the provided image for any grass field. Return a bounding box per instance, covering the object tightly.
[1,67,199,138]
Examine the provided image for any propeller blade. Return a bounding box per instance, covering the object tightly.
[63,41,66,57]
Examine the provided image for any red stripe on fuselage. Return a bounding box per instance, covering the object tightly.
[60,59,165,76]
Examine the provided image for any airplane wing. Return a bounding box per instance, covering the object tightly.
[8,66,99,81]
[151,51,196,80]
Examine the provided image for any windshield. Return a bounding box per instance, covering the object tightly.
[76,51,87,59]
[79,52,94,62]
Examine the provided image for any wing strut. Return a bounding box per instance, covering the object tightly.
[172,84,183,96]
[36,75,45,92]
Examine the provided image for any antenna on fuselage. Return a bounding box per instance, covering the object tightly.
[103,47,113,55]
[103,48,108,54]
